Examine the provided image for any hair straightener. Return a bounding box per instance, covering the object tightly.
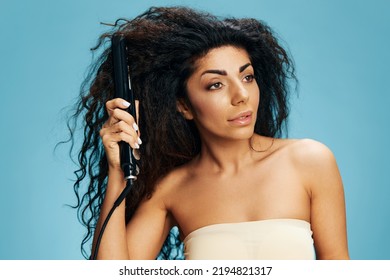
[91,35,138,260]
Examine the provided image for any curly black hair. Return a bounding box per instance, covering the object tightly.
[66,6,296,259]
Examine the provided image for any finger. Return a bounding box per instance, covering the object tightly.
[116,120,142,147]
[109,108,137,127]
[112,121,139,140]
[102,131,140,149]
[100,121,141,147]
[105,98,131,115]
[105,98,141,140]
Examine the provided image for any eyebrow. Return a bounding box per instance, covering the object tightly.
[201,62,252,76]
[239,63,252,73]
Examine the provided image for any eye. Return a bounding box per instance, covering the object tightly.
[207,82,223,90]
[243,74,254,83]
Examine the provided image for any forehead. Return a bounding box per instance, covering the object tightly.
[193,46,251,71]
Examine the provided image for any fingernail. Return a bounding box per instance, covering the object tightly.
[122,101,130,107]
[137,137,142,145]
[132,123,139,131]
[134,143,140,149]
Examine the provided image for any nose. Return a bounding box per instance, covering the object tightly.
[231,82,249,106]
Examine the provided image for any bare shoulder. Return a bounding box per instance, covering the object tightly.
[151,163,192,205]
[276,138,342,194]
[280,140,348,259]
[284,138,337,167]
[130,164,190,238]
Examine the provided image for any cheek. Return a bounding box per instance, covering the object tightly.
[250,85,260,108]
[188,91,228,118]
[191,97,224,120]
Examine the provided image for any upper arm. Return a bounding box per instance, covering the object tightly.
[125,186,173,259]
[297,139,349,259]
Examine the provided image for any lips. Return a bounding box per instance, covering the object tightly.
[229,111,252,121]
[228,111,253,125]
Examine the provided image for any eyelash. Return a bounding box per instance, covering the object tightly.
[244,74,255,82]
[207,82,223,90]
[206,74,255,90]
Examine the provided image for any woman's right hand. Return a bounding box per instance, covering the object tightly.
[99,98,141,171]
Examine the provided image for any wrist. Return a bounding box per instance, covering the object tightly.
[107,168,127,191]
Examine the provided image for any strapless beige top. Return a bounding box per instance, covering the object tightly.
[183,219,315,260]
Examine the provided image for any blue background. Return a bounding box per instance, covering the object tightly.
[0,0,389,259]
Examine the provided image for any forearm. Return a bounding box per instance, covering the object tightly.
[92,168,129,259]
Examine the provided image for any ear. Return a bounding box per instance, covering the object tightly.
[176,99,194,120]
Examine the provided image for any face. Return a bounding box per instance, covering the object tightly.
[179,46,260,142]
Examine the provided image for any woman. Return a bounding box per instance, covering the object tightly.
[69,6,349,259]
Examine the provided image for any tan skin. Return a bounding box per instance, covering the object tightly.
[94,46,349,260]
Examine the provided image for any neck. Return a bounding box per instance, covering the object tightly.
[196,134,256,175]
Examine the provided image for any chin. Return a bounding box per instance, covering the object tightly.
[229,127,255,140]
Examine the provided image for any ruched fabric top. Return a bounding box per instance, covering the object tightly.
[183,219,315,260]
